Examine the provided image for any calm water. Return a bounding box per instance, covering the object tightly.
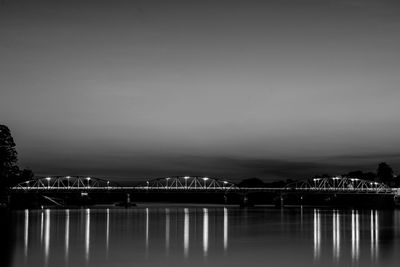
[6,206,400,267]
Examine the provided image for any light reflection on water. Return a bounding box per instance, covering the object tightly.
[183,208,189,258]
[85,208,90,262]
[9,207,400,267]
[65,209,69,261]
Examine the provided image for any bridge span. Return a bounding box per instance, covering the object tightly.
[11,175,396,193]
[9,176,399,208]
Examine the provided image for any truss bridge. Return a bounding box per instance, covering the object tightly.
[9,176,398,208]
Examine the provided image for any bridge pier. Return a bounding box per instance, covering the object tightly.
[274,193,285,208]
[239,193,253,208]
[124,193,136,208]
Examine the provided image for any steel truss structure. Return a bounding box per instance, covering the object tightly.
[135,176,238,190]
[285,177,393,193]
[11,176,238,191]
[12,176,118,190]
[11,176,395,194]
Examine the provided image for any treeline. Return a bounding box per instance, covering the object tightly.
[238,162,400,188]
[0,125,34,193]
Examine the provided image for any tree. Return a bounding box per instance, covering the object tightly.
[0,125,20,188]
[377,162,394,185]
[238,178,265,188]
[343,170,376,181]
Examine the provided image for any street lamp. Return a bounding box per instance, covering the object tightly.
[203,177,209,188]
[223,181,228,189]
[313,178,320,189]
[107,181,110,189]
[166,177,171,188]
[184,176,190,188]
[45,177,51,189]
[332,177,340,188]
[66,176,71,188]
[86,177,91,188]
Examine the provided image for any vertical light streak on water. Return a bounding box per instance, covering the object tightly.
[106,208,110,258]
[375,210,379,260]
[351,210,355,262]
[85,209,90,262]
[24,209,29,259]
[145,208,149,256]
[184,208,189,258]
[356,211,359,260]
[332,210,340,261]
[313,209,320,261]
[300,206,303,232]
[370,210,374,260]
[40,211,44,245]
[351,210,359,262]
[332,210,336,260]
[223,208,228,252]
[336,210,340,260]
[203,208,209,257]
[165,208,170,255]
[65,209,70,262]
[44,209,50,266]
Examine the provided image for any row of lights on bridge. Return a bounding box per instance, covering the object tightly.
[27,176,111,187]
[35,176,229,187]
[312,177,379,185]
[145,176,229,185]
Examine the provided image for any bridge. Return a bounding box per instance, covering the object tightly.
[11,175,396,193]
[9,176,398,208]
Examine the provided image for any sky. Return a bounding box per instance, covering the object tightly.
[1,0,400,181]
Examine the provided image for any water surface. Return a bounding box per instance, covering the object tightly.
[6,206,400,267]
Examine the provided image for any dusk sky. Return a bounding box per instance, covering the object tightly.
[1,0,400,181]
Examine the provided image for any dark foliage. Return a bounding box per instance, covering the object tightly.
[377,162,394,185]
[0,125,35,193]
[238,177,265,188]
[342,170,376,181]
[0,125,19,189]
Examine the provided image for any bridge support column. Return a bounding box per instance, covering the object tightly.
[125,193,132,208]
[240,193,253,208]
[275,193,285,208]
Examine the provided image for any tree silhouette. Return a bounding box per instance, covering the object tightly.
[377,162,394,185]
[0,125,19,188]
[238,177,265,188]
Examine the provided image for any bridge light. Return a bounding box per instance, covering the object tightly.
[86,177,91,180]
[313,178,320,181]
[184,176,190,179]
[66,176,71,179]
[45,177,51,189]
[202,177,209,188]
[223,181,228,184]
[332,177,340,180]
[166,177,171,180]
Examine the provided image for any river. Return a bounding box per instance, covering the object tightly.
[3,205,400,267]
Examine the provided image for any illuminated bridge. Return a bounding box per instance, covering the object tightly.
[11,175,396,193]
[9,176,398,208]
